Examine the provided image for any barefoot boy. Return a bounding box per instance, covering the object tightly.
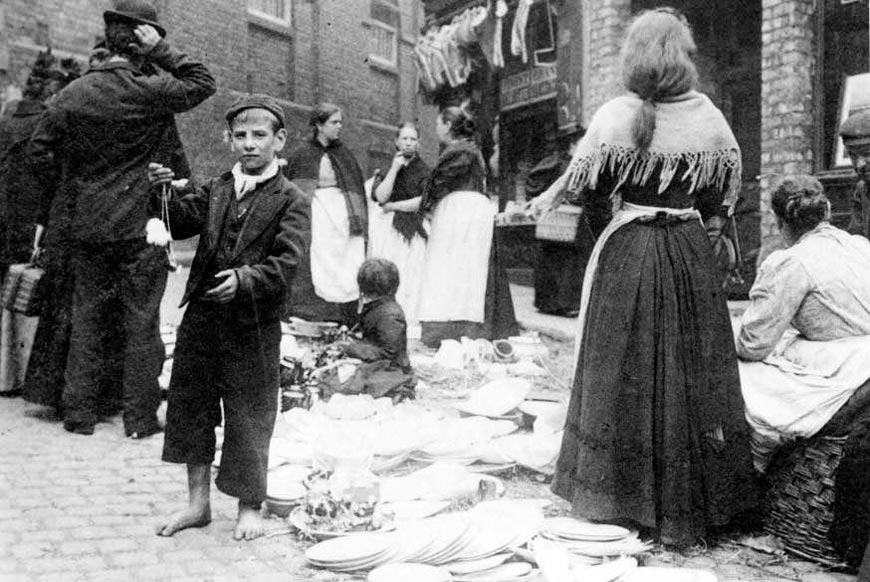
[148,94,309,540]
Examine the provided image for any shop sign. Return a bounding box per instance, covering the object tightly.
[500,66,558,111]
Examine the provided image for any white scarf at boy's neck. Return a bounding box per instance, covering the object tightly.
[231,157,280,200]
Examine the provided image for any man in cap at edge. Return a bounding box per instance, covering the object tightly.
[28,0,216,437]
[840,109,870,240]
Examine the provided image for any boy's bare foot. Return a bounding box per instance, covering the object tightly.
[156,504,211,537]
[233,504,266,541]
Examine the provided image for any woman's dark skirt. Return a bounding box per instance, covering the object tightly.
[551,216,758,547]
[21,245,124,414]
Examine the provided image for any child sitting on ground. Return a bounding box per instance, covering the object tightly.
[146,93,310,541]
[322,258,415,402]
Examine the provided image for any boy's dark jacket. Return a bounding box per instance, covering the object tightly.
[160,171,310,325]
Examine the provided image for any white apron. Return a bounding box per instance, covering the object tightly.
[417,191,494,323]
[311,187,365,303]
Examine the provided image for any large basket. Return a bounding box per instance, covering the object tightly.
[534,204,582,242]
[763,435,847,567]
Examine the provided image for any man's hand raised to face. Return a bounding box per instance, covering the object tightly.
[134,24,161,54]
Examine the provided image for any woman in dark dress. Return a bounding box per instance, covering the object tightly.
[370,122,430,325]
[524,126,596,317]
[416,107,517,348]
[531,7,757,546]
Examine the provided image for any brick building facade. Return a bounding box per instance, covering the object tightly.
[0,0,438,182]
[582,0,866,263]
[420,0,866,277]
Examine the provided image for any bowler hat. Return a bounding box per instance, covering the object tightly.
[840,109,870,146]
[104,0,166,38]
[225,93,286,129]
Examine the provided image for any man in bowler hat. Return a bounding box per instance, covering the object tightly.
[28,0,216,437]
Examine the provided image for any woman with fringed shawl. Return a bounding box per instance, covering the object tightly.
[283,103,367,326]
[530,8,757,546]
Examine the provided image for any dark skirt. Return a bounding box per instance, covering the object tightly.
[551,216,758,546]
[284,248,358,328]
[21,245,75,409]
[21,244,124,413]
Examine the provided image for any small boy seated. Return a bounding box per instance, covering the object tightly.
[322,258,415,402]
[146,93,310,541]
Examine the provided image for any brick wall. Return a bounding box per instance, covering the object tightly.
[582,0,632,123]
[758,0,816,260]
[0,0,437,181]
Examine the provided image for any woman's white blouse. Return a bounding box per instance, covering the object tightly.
[737,223,870,361]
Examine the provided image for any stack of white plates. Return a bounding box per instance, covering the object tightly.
[542,518,630,543]
[536,518,651,558]
[306,533,399,572]
[470,500,546,549]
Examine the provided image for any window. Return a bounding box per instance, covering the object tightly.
[248,0,291,27]
[369,0,399,67]
[820,0,869,169]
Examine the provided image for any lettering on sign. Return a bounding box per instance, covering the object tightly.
[500,66,558,111]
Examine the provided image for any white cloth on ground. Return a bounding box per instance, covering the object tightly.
[311,186,365,303]
[417,190,493,323]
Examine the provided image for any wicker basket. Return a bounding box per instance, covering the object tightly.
[535,204,583,242]
[763,435,848,567]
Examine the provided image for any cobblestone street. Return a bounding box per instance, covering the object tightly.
[0,395,339,582]
[0,276,858,582]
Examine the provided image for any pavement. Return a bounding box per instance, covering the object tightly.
[0,269,843,582]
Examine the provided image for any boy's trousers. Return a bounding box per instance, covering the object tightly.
[162,299,280,505]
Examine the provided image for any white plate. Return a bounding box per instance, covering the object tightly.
[542,518,630,542]
[445,553,513,575]
[379,500,450,521]
[517,401,565,420]
[457,378,531,417]
[452,562,533,582]
[453,522,519,562]
[368,563,452,582]
[292,507,396,541]
[623,566,717,582]
[572,557,638,582]
[266,481,306,501]
[305,532,394,564]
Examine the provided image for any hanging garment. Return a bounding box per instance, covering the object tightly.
[511,0,533,63]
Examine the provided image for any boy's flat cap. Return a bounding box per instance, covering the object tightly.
[840,109,870,144]
[225,94,286,129]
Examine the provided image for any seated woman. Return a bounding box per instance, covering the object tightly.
[736,174,870,474]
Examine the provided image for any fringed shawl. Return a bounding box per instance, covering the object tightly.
[284,138,368,236]
[566,91,741,210]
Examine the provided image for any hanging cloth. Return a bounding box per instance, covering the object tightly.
[511,0,533,63]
